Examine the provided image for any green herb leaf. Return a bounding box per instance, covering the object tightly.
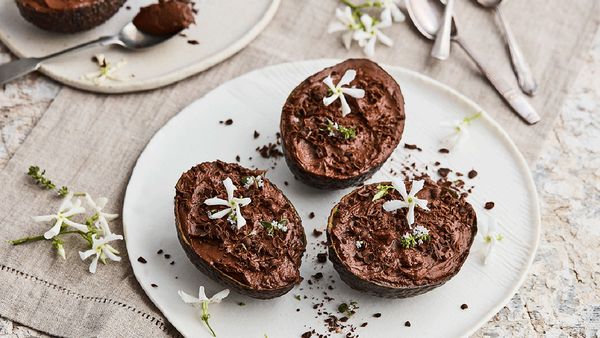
[372,184,393,201]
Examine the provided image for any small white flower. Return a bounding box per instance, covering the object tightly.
[353,14,393,57]
[55,242,66,260]
[378,0,406,23]
[204,178,251,229]
[85,194,119,236]
[478,216,504,265]
[83,54,126,84]
[78,233,123,274]
[34,191,87,240]
[242,175,263,189]
[355,240,364,249]
[178,286,230,337]
[323,69,365,117]
[440,112,482,150]
[328,6,361,50]
[383,179,430,226]
[413,225,430,237]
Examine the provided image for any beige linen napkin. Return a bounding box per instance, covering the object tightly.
[0,0,598,336]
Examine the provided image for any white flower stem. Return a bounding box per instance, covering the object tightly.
[9,229,87,245]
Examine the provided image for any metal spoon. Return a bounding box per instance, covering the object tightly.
[431,0,455,60]
[476,0,537,96]
[0,23,177,86]
[405,0,540,124]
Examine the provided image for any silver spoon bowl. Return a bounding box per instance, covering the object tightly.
[0,23,179,86]
[405,0,540,124]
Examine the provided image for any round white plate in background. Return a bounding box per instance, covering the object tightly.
[0,0,279,93]
[123,59,540,337]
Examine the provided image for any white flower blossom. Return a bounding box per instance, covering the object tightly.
[478,216,504,265]
[355,240,364,249]
[204,178,251,229]
[378,0,406,23]
[413,225,430,244]
[85,194,119,236]
[78,233,123,273]
[34,191,87,239]
[323,69,365,117]
[440,112,482,150]
[242,175,263,189]
[328,6,361,49]
[178,286,230,337]
[83,54,127,85]
[353,14,393,57]
[383,179,430,226]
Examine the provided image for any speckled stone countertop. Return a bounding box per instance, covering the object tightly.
[1,27,599,337]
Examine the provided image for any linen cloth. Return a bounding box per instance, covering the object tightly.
[0,0,598,336]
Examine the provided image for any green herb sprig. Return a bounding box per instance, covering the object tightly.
[27,166,69,197]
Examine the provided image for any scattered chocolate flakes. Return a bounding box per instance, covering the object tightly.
[437,167,451,178]
[404,321,411,327]
[317,253,328,263]
[373,313,382,318]
[179,32,187,37]
[439,148,450,154]
[461,303,469,310]
[468,170,478,179]
[151,283,158,288]
[256,143,283,158]
[238,302,246,306]
[125,5,131,9]
[309,212,315,219]
[137,256,147,264]
[484,202,495,209]
[225,119,233,125]
[313,229,323,237]
[235,155,240,162]
[253,130,260,139]
[187,40,199,45]
[164,254,171,259]
[312,272,324,280]
[434,161,441,166]
[284,181,289,186]
[301,331,312,338]
[404,143,422,151]
[157,249,163,255]
[360,322,368,327]
[170,261,175,265]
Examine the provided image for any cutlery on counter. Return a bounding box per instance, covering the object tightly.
[431,0,455,60]
[405,0,541,124]
[476,0,538,96]
[0,23,179,86]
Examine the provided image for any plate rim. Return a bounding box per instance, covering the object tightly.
[0,0,281,94]
[122,58,541,337]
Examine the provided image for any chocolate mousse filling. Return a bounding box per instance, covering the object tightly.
[327,178,477,298]
[133,0,194,36]
[175,161,306,298]
[280,59,405,189]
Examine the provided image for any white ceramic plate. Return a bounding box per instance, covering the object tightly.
[123,59,540,338]
[0,0,279,93]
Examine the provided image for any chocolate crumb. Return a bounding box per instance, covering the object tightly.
[439,148,450,154]
[404,321,411,327]
[468,170,478,179]
[225,119,233,125]
[164,254,171,259]
[284,181,289,186]
[317,253,327,263]
[437,168,451,178]
[461,303,469,310]
[301,331,312,338]
[313,229,323,237]
[151,283,158,288]
[157,249,163,255]
[219,120,223,124]
[137,256,147,264]
[312,272,323,280]
[235,155,240,162]
[170,261,175,265]
[434,161,441,166]
[253,130,260,139]
[360,322,368,327]
[373,313,382,318]
[187,40,199,45]
[484,202,495,210]
[309,212,315,219]
[257,143,283,158]
[404,143,422,151]
[125,5,131,9]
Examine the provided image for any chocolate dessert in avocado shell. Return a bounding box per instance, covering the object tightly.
[175,161,306,299]
[280,59,405,189]
[15,0,125,33]
[327,178,477,298]
[133,0,194,36]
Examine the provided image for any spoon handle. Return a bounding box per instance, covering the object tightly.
[431,0,455,60]
[496,7,538,96]
[453,36,540,124]
[0,35,118,86]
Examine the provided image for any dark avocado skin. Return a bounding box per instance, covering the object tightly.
[326,187,478,299]
[174,184,307,300]
[15,0,125,33]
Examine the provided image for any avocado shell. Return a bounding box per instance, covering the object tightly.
[326,184,478,299]
[174,171,307,300]
[15,0,126,33]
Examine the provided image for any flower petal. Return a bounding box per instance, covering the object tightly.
[102,246,121,262]
[338,69,356,87]
[223,177,236,202]
[409,180,425,197]
[360,14,373,31]
[323,75,336,91]
[323,93,340,106]
[79,249,96,261]
[414,198,430,211]
[382,200,407,212]
[63,218,89,232]
[210,289,230,303]
[234,197,251,206]
[33,215,55,222]
[407,204,415,225]
[178,290,200,304]
[341,87,365,99]
[390,5,406,22]
[58,192,74,211]
[204,197,229,206]
[339,94,351,117]
[88,255,100,274]
[209,208,232,219]
[198,286,208,301]
[364,37,376,57]
[391,178,408,200]
[376,30,394,47]
[328,22,347,34]
[341,31,353,50]
[43,219,63,239]
[235,204,246,229]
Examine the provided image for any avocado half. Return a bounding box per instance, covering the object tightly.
[175,161,306,299]
[280,58,405,190]
[326,180,478,298]
[15,0,125,33]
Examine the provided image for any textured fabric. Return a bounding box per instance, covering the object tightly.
[0,0,597,336]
